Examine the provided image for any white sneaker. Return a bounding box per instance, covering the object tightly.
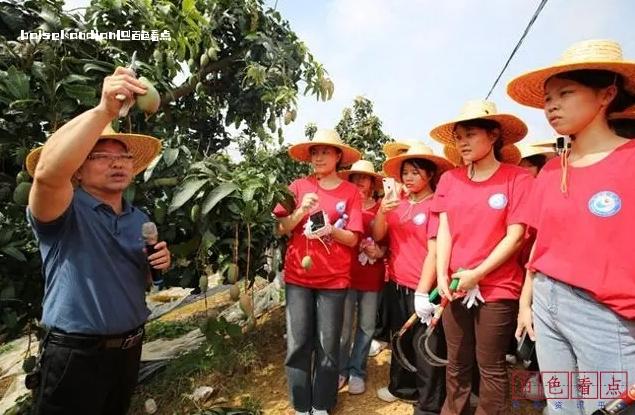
[369,340,388,357]
[376,387,398,402]
[348,376,365,394]
[312,410,328,415]
[338,375,347,390]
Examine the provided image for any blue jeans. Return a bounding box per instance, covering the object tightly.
[533,273,635,415]
[339,289,379,379]
[284,283,346,412]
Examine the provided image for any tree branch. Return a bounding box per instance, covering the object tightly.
[159,50,246,110]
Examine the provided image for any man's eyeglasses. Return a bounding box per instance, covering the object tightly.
[86,153,134,163]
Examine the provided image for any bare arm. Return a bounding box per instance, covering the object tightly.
[28,67,147,223]
[416,239,437,293]
[435,212,454,300]
[331,228,359,248]
[372,198,399,241]
[517,240,537,340]
[276,208,307,236]
[472,224,525,277]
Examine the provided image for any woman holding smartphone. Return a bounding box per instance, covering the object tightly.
[430,100,532,415]
[273,129,363,415]
[509,39,635,415]
[372,143,453,414]
[337,160,386,395]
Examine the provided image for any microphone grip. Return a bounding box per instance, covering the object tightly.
[146,243,163,286]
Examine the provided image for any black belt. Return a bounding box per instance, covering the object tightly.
[48,326,144,350]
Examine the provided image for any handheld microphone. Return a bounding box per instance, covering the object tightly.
[592,384,635,414]
[142,222,163,287]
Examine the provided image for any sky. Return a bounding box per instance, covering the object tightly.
[62,0,635,153]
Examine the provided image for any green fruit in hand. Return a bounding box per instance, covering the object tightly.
[16,171,30,184]
[239,293,253,315]
[229,284,240,301]
[12,182,31,205]
[227,263,239,284]
[301,255,313,270]
[200,53,209,67]
[136,77,161,114]
[199,275,208,293]
[190,204,201,222]
[22,356,36,373]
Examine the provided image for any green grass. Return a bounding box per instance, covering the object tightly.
[144,319,199,342]
[0,342,15,355]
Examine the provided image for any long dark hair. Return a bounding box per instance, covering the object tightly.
[401,158,438,191]
[454,118,504,161]
[551,69,635,115]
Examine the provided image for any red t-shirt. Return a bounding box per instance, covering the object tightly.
[384,197,439,290]
[432,164,533,301]
[522,140,635,319]
[350,203,385,292]
[273,176,363,289]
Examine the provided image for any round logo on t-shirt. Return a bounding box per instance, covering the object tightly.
[588,191,621,217]
[413,213,427,226]
[488,193,508,210]
[336,201,347,214]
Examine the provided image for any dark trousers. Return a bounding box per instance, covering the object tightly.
[284,283,347,412]
[441,299,518,415]
[387,281,446,414]
[373,284,390,342]
[32,337,142,415]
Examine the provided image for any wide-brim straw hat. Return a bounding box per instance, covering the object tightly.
[383,143,454,182]
[430,100,528,146]
[339,160,383,191]
[518,141,556,159]
[383,141,412,158]
[508,39,635,109]
[443,144,521,166]
[26,124,162,177]
[288,129,361,166]
[609,105,635,120]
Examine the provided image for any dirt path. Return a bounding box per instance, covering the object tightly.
[237,307,544,415]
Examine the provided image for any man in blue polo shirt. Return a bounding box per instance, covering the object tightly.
[25,66,170,414]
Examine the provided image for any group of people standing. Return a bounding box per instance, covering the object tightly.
[273,39,635,415]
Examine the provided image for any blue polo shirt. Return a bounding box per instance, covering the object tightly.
[27,187,151,335]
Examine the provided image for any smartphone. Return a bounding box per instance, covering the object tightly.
[309,210,326,232]
[516,331,536,363]
[382,177,397,201]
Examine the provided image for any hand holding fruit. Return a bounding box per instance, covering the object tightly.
[98,67,147,119]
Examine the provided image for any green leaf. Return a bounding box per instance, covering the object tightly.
[1,246,26,262]
[83,63,113,73]
[163,148,179,167]
[201,182,238,215]
[241,182,261,203]
[169,179,208,213]
[0,66,30,101]
[143,154,162,182]
[63,83,97,106]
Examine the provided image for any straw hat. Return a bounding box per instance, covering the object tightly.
[383,141,412,158]
[609,105,635,120]
[443,144,521,166]
[518,141,556,159]
[339,160,383,191]
[507,39,635,109]
[288,129,361,166]
[430,100,528,146]
[26,124,162,177]
[383,143,454,182]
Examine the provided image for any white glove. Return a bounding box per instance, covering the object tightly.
[414,292,438,325]
[461,285,485,309]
